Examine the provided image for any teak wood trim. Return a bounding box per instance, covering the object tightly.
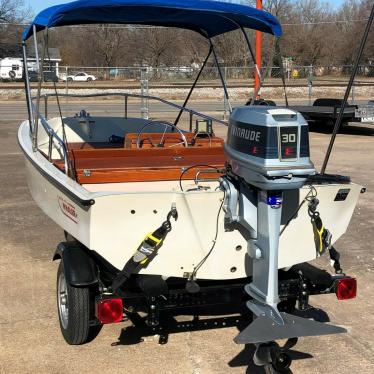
[51,138,226,184]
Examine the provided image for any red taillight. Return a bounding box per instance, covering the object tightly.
[96,298,123,324]
[335,278,357,300]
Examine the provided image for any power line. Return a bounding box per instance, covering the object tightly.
[282,19,369,26]
[0,19,370,29]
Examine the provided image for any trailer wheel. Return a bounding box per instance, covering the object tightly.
[57,261,102,344]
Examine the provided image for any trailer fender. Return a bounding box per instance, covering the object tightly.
[53,242,98,287]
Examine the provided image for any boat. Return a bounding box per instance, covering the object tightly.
[19,0,371,372]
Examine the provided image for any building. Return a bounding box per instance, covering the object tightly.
[26,44,62,77]
[0,43,62,80]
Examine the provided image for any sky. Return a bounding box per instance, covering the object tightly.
[27,0,345,15]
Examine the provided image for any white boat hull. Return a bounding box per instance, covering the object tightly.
[19,120,362,280]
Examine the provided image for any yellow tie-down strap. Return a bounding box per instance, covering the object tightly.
[146,233,162,245]
[139,233,163,265]
[313,224,325,255]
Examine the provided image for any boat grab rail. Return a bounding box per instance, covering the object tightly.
[31,101,70,174]
[36,92,228,128]
[30,92,229,177]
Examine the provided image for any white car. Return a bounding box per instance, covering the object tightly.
[63,72,97,82]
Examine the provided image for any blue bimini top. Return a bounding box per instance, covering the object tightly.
[23,0,282,41]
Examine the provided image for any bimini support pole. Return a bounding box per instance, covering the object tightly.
[321,3,374,174]
[22,41,34,135]
[209,38,232,113]
[33,25,40,73]
[255,0,262,92]
[173,47,212,127]
[32,28,48,151]
[240,27,263,103]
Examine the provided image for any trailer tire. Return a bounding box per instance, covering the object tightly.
[9,70,16,79]
[57,261,102,345]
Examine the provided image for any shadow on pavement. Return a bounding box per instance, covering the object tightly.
[228,344,313,373]
[111,303,320,373]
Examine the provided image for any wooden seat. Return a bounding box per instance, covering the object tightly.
[70,146,225,184]
[65,141,122,150]
[124,132,224,149]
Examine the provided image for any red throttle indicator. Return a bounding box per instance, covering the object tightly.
[284,147,295,157]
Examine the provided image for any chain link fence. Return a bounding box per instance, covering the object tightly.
[1,62,374,83]
[55,64,374,83]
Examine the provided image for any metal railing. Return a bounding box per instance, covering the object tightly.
[31,101,70,173]
[42,91,228,127]
[31,91,228,176]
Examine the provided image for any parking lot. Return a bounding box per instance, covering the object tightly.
[0,99,373,374]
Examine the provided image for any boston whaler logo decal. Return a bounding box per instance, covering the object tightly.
[58,196,78,223]
[231,126,261,142]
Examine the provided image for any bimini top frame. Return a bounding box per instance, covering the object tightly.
[22,0,282,151]
[22,0,282,41]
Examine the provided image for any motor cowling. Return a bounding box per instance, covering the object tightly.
[224,106,315,190]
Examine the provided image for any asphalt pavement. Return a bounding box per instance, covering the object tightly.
[0,100,373,374]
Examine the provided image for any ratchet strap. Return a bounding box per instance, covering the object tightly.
[308,198,343,274]
[111,206,178,292]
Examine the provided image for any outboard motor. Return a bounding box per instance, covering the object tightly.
[225,106,315,190]
[220,106,342,345]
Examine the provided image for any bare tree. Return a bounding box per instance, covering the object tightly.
[0,0,32,58]
[261,1,294,77]
[34,0,372,77]
[334,0,373,65]
[132,27,181,68]
[88,26,128,67]
[0,0,31,22]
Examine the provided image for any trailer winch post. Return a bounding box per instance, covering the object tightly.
[321,3,374,174]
